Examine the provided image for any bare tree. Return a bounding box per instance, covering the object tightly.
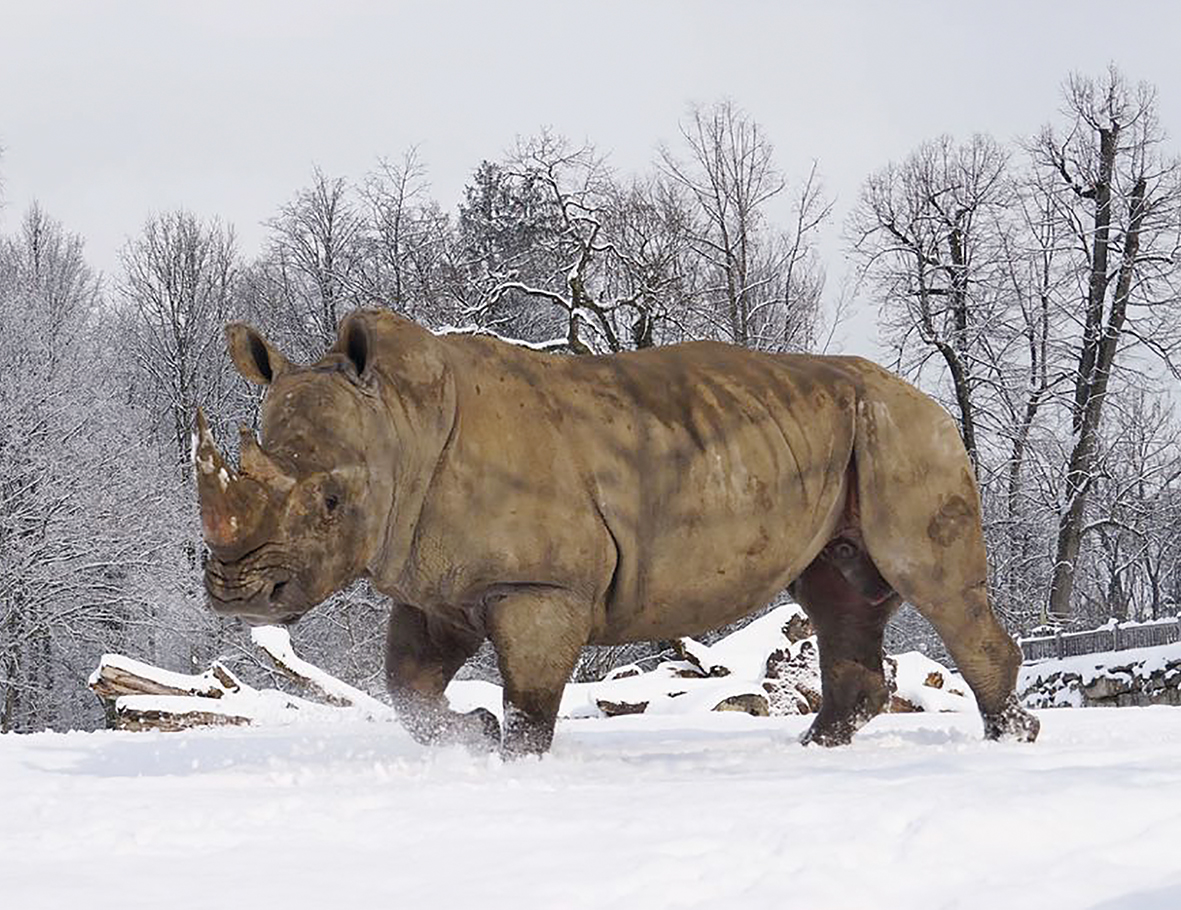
[358,148,457,324]
[1033,68,1181,623]
[848,134,1012,473]
[118,210,239,471]
[966,165,1082,628]
[259,167,367,357]
[597,175,700,349]
[1075,392,1181,623]
[660,100,828,353]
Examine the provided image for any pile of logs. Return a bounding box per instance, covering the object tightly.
[88,626,395,732]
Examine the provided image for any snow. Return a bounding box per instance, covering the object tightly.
[5,708,1181,909]
[557,667,772,718]
[705,604,800,678]
[891,650,976,712]
[545,604,822,719]
[452,606,974,723]
[113,689,327,724]
[435,323,569,352]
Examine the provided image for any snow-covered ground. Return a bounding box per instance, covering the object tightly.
[4,708,1181,910]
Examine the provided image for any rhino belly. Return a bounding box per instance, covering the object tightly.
[594,451,847,643]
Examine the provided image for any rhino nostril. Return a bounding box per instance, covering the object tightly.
[270,580,289,603]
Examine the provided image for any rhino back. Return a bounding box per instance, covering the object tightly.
[405,336,860,643]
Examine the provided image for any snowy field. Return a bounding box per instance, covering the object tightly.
[4,708,1181,910]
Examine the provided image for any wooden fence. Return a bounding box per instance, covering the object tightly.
[1019,617,1181,662]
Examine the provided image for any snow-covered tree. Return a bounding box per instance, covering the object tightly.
[0,205,202,732]
[117,210,240,471]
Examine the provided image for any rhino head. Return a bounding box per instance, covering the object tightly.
[196,317,393,626]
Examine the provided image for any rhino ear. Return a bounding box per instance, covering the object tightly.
[226,323,290,386]
[340,314,372,381]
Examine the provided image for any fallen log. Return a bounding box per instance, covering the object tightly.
[89,654,242,702]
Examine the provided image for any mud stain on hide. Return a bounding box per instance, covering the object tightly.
[927,495,974,547]
[745,526,771,558]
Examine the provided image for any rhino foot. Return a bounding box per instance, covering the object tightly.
[800,721,854,748]
[982,695,1040,743]
[462,707,502,750]
[800,705,872,747]
[396,702,501,752]
[800,688,882,747]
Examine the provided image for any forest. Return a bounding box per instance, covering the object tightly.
[2,66,1180,733]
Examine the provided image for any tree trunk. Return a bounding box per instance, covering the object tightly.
[1,656,16,734]
[1073,126,1118,429]
[935,339,979,476]
[1047,176,1146,622]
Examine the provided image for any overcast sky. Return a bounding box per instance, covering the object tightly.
[2,0,1179,356]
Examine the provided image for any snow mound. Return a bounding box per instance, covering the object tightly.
[542,604,970,720]
[890,651,975,712]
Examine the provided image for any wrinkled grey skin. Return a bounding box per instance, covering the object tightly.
[197,309,1039,755]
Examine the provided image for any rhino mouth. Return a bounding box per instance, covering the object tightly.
[204,561,309,627]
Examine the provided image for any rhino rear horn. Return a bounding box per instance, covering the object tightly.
[239,426,296,493]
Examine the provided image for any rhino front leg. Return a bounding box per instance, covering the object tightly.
[487,587,591,757]
[385,603,500,750]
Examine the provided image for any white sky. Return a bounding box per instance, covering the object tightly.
[2,0,1179,357]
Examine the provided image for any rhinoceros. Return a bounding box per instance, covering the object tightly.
[196,309,1039,754]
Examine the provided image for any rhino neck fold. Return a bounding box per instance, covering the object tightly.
[367,345,459,596]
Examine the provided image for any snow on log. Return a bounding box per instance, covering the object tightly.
[562,604,972,719]
[89,654,243,702]
[670,637,731,677]
[249,626,393,719]
[89,607,973,732]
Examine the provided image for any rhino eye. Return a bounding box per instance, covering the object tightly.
[324,493,340,513]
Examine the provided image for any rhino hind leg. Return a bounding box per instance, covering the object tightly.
[488,587,591,757]
[791,539,900,747]
[385,604,500,750]
[907,584,1039,743]
[868,549,1039,742]
[851,375,1039,743]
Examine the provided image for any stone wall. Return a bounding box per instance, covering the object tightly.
[1019,646,1181,709]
